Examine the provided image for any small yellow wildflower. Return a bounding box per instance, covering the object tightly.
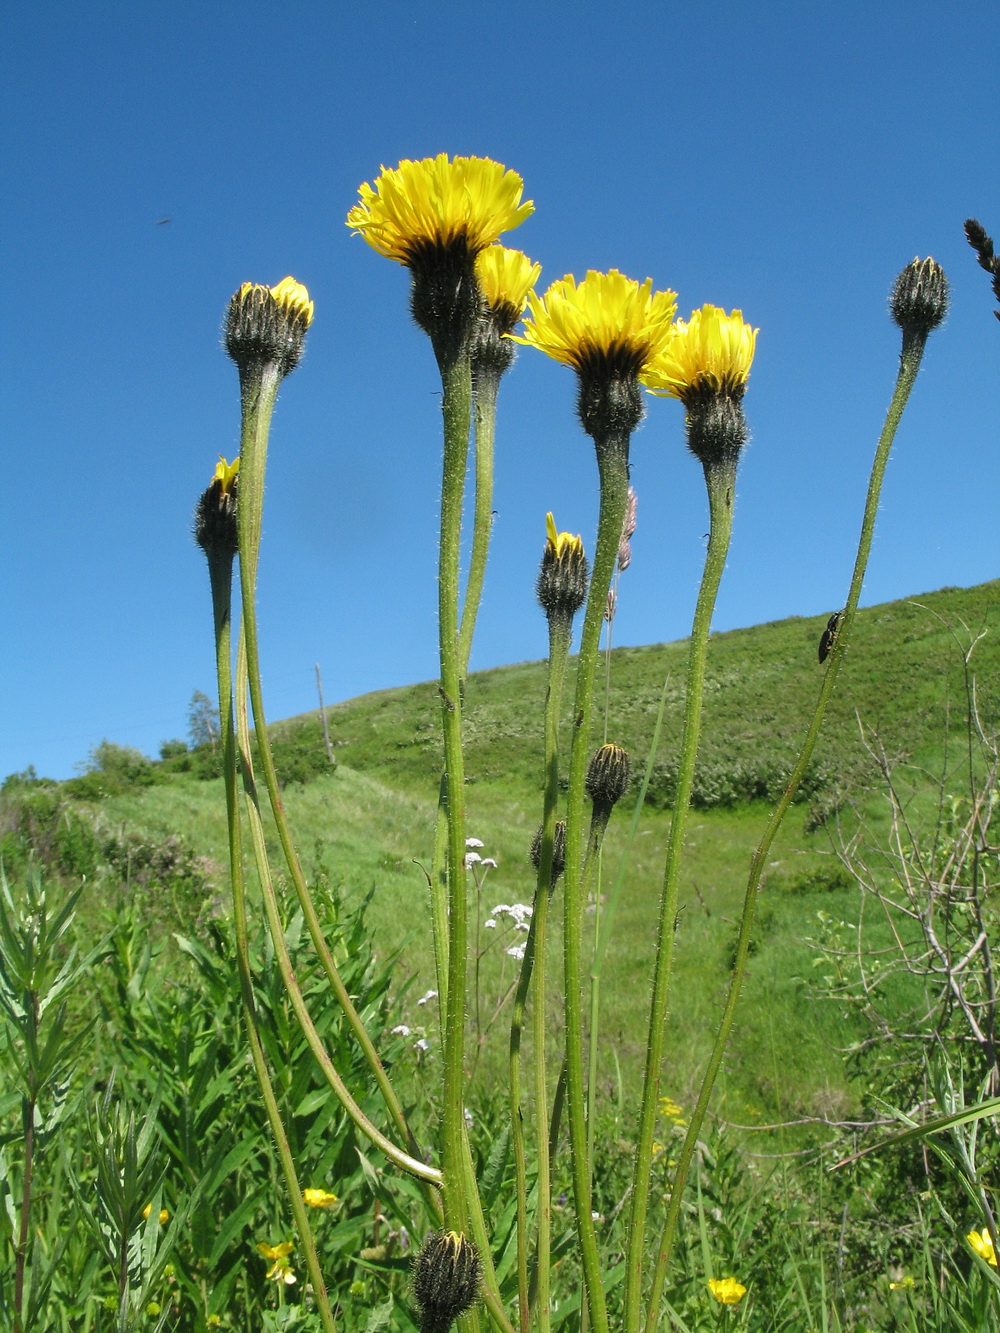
[545,512,584,562]
[347,155,533,265]
[708,1276,747,1305]
[257,1240,296,1284]
[658,1096,686,1125]
[142,1204,170,1225]
[213,456,239,494]
[513,270,677,377]
[303,1188,338,1208]
[967,1227,998,1266]
[889,1275,915,1289]
[642,306,757,404]
[475,245,541,322]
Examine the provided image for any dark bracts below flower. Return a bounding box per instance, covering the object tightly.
[412,1231,481,1333]
[194,458,239,559]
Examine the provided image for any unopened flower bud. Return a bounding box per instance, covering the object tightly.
[225,276,313,378]
[586,743,631,821]
[413,1231,481,1333]
[537,513,588,622]
[530,820,566,891]
[194,456,239,559]
[890,258,949,339]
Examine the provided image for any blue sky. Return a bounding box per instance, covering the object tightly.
[2,0,997,781]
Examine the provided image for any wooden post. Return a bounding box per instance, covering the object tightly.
[315,663,334,763]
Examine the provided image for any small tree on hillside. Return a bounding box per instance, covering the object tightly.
[188,689,220,751]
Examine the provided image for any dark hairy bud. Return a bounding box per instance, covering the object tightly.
[537,528,589,623]
[413,1231,481,1333]
[530,820,567,891]
[586,743,631,819]
[194,468,238,560]
[225,278,313,379]
[890,257,949,339]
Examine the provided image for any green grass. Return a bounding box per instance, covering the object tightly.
[8,578,997,1129]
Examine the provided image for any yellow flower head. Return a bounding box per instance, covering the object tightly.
[142,1204,170,1225]
[213,455,239,494]
[642,305,757,404]
[967,1228,998,1266]
[708,1277,747,1305]
[303,1188,338,1209]
[258,1240,296,1283]
[225,277,313,377]
[545,512,584,561]
[514,270,678,379]
[235,277,314,329]
[476,245,541,322]
[347,154,533,266]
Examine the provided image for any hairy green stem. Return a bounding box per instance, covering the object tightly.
[624,458,736,1333]
[458,365,499,675]
[509,618,572,1332]
[642,334,930,1327]
[433,349,474,1228]
[586,665,672,1177]
[563,435,630,1333]
[208,545,338,1333]
[233,362,430,1180]
[233,636,441,1184]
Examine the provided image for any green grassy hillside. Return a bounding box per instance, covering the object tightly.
[277,579,999,804]
[4,580,996,1124]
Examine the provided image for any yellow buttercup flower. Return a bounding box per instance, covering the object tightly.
[303,1188,338,1208]
[708,1276,747,1305]
[142,1204,170,1225]
[475,245,541,321]
[213,456,239,494]
[967,1228,998,1266]
[347,154,533,265]
[642,305,757,403]
[545,511,583,562]
[258,1240,296,1283]
[513,270,677,377]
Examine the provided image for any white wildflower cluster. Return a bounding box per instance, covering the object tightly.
[391,1024,410,1037]
[417,989,438,1006]
[465,836,498,872]
[506,942,527,961]
[486,902,533,932]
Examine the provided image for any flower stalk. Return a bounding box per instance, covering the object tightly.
[641,268,945,1326]
[623,306,757,1331]
[196,458,337,1333]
